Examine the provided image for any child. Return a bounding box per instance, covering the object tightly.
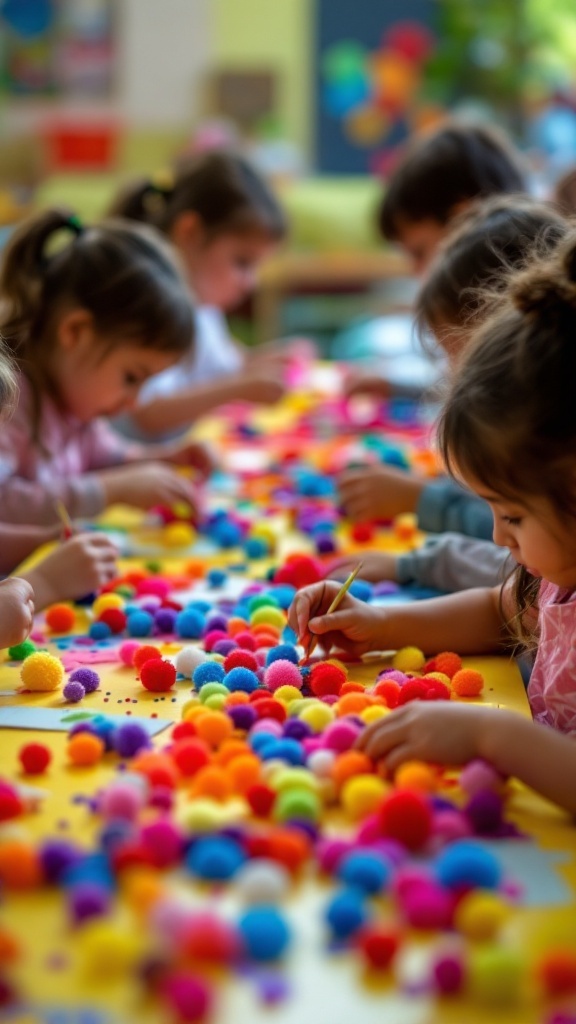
[0,207,212,526]
[337,198,567,572]
[291,232,576,814]
[344,120,527,401]
[109,151,299,440]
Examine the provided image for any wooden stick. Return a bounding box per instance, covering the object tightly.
[54,500,74,540]
[304,561,364,660]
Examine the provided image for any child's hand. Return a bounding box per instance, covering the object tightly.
[343,371,393,401]
[356,702,498,771]
[22,534,118,610]
[326,551,399,584]
[338,465,425,522]
[0,577,35,648]
[99,463,201,515]
[163,441,216,479]
[237,368,287,406]
[288,580,386,658]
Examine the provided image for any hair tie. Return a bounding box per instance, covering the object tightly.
[67,214,84,237]
[148,169,174,198]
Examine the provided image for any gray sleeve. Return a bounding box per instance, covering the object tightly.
[396,533,513,592]
[416,479,494,540]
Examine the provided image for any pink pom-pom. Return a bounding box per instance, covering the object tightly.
[398,879,454,930]
[119,640,140,667]
[322,720,361,752]
[137,578,171,599]
[99,782,144,822]
[264,659,303,692]
[140,819,184,868]
[460,758,503,796]
[316,838,353,873]
[161,971,213,1022]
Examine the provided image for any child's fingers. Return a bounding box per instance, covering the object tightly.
[356,713,408,761]
[290,582,342,641]
[308,605,362,638]
[383,743,415,773]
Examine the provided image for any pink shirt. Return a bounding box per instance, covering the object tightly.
[0,374,143,525]
[528,580,576,734]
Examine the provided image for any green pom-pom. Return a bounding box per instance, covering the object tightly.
[8,639,37,661]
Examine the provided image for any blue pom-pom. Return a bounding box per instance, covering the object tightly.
[126,610,154,637]
[187,836,246,880]
[249,732,278,754]
[207,567,228,586]
[325,888,369,940]
[266,644,299,667]
[244,537,269,559]
[224,666,259,692]
[89,621,111,640]
[186,600,212,614]
[192,661,225,686]
[338,851,391,895]
[270,585,297,609]
[435,840,502,890]
[261,738,305,765]
[175,609,205,639]
[348,579,373,602]
[282,625,298,645]
[238,907,291,961]
[211,520,243,549]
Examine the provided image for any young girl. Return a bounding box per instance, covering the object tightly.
[344,121,527,402]
[0,207,212,526]
[291,232,576,814]
[337,198,567,558]
[109,151,300,441]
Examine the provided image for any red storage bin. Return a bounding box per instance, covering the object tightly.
[43,118,120,171]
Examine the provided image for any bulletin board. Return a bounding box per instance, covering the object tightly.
[314,0,438,175]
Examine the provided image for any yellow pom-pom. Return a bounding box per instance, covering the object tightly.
[249,606,286,630]
[393,513,418,541]
[298,702,334,732]
[454,891,510,941]
[423,671,451,687]
[392,646,425,672]
[452,668,484,697]
[78,921,142,975]
[204,693,227,711]
[274,685,303,704]
[360,705,387,724]
[92,593,124,617]
[249,524,276,550]
[20,652,64,692]
[341,774,388,820]
[121,867,165,917]
[163,522,196,548]
[181,697,201,719]
[394,760,438,793]
[469,945,523,1004]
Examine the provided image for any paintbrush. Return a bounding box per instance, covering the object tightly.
[54,499,74,540]
[302,561,364,661]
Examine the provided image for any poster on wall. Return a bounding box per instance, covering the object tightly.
[0,0,116,96]
[315,0,438,174]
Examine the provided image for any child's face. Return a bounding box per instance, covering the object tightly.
[183,230,276,310]
[53,322,176,421]
[394,217,449,276]
[467,476,576,588]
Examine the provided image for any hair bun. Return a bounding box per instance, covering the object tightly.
[511,234,576,318]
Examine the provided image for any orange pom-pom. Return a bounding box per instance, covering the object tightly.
[67,732,105,766]
[188,765,233,802]
[0,841,43,888]
[452,668,484,697]
[132,644,162,669]
[45,603,76,633]
[336,692,371,716]
[228,754,261,793]
[538,949,576,996]
[194,710,234,748]
[434,651,463,679]
[131,751,180,789]
[373,678,401,708]
[331,750,374,789]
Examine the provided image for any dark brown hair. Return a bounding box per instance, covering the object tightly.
[438,231,576,646]
[110,150,287,242]
[379,122,526,241]
[0,207,194,437]
[416,195,568,346]
[553,165,576,219]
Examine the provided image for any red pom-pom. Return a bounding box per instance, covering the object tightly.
[373,679,401,708]
[246,784,277,817]
[133,645,162,669]
[396,679,428,704]
[310,663,347,697]
[170,738,210,776]
[434,652,462,679]
[274,554,322,589]
[18,742,52,775]
[0,784,24,822]
[45,604,76,633]
[253,698,287,723]
[172,721,197,741]
[234,631,257,651]
[356,924,402,969]
[203,629,228,652]
[378,789,432,851]
[140,659,176,692]
[424,679,451,701]
[351,522,375,544]
[224,649,258,673]
[98,608,127,634]
[423,658,437,674]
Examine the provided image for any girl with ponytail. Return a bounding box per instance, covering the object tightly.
[289,231,576,814]
[0,207,212,527]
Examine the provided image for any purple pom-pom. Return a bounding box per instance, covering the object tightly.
[228,704,257,730]
[113,721,150,757]
[69,883,111,925]
[154,608,177,634]
[69,668,100,694]
[63,680,85,703]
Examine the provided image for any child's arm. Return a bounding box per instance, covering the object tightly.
[356,702,576,816]
[288,580,505,658]
[0,577,34,649]
[20,533,118,609]
[0,523,60,574]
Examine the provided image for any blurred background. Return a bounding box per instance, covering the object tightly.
[1,0,576,352]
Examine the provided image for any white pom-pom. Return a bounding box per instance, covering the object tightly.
[174,646,207,678]
[235,858,290,904]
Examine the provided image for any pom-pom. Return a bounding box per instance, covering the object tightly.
[194,711,234,748]
[98,781,144,821]
[323,720,361,753]
[140,659,176,692]
[452,668,484,696]
[266,644,299,666]
[469,945,523,1005]
[63,680,85,703]
[224,666,259,693]
[356,924,401,970]
[338,850,391,894]
[113,722,150,758]
[394,761,438,793]
[20,652,64,692]
[175,610,205,639]
[67,732,105,766]
[160,971,213,1022]
[69,883,111,926]
[378,789,432,851]
[246,783,276,817]
[309,662,347,698]
[325,888,369,940]
[118,640,140,667]
[93,593,124,616]
[538,949,576,997]
[7,639,36,661]
[374,678,401,708]
[399,878,453,929]
[175,646,207,678]
[154,608,177,634]
[0,783,24,821]
[193,661,225,687]
[19,742,52,775]
[432,950,466,994]
[133,644,162,670]
[97,608,127,635]
[351,523,374,544]
[224,649,258,673]
[341,774,387,820]
[434,651,462,678]
[396,679,428,704]
[460,759,503,796]
[264,660,303,692]
[465,790,504,835]
[392,646,425,672]
[126,611,154,637]
[187,836,246,881]
[238,907,291,961]
[454,890,509,941]
[235,858,290,904]
[170,738,210,777]
[435,840,501,890]
[89,621,111,640]
[45,603,76,633]
[69,668,100,694]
